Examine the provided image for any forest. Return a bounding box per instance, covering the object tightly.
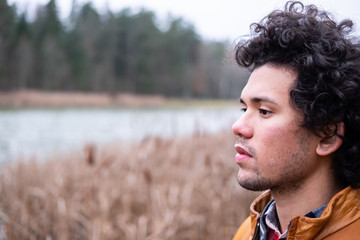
[0,2,257,238]
[0,0,249,99]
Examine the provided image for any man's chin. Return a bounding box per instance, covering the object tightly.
[237,176,272,192]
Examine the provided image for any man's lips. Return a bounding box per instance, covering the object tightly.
[234,144,253,163]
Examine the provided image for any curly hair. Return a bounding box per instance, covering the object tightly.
[235,1,360,188]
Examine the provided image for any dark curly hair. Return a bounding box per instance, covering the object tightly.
[235,1,360,188]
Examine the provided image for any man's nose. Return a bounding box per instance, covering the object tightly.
[232,113,253,138]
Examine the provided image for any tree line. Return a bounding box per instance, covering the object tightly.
[0,0,248,98]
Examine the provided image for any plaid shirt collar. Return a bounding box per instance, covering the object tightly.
[264,200,287,240]
[261,200,327,240]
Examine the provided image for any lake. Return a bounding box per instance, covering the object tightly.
[0,107,240,163]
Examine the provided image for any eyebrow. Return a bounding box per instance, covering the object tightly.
[240,96,279,105]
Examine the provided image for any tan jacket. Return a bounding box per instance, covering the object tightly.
[233,186,360,240]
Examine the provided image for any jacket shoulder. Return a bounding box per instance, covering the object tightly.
[232,216,252,240]
[323,218,360,240]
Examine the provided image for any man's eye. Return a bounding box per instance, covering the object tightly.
[241,107,247,112]
[259,109,272,115]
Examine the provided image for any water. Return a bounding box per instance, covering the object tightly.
[0,107,240,163]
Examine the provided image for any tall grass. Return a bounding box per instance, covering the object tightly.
[0,131,258,239]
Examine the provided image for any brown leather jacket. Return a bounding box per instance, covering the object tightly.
[233,186,360,240]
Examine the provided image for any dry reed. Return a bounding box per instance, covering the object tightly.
[0,131,258,240]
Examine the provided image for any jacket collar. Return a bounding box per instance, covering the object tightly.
[249,190,272,238]
[249,186,360,239]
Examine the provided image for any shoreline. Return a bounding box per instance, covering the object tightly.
[0,90,237,109]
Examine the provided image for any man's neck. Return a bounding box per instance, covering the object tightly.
[271,162,341,233]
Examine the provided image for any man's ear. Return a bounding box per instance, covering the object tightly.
[316,122,344,156]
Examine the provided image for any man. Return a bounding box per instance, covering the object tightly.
[232,1,360,240]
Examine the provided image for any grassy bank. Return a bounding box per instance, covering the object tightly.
[0,131,257,239]
[0,90,237,109]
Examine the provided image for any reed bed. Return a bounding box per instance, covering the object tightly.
[0,131,258,239]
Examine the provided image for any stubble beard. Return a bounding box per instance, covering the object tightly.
[237,135,310,196]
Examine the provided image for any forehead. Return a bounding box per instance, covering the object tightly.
[241,64,297,104]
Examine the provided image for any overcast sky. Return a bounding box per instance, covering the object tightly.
[8,0,360,41]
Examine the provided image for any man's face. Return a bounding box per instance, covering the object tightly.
[232,64,321,194]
